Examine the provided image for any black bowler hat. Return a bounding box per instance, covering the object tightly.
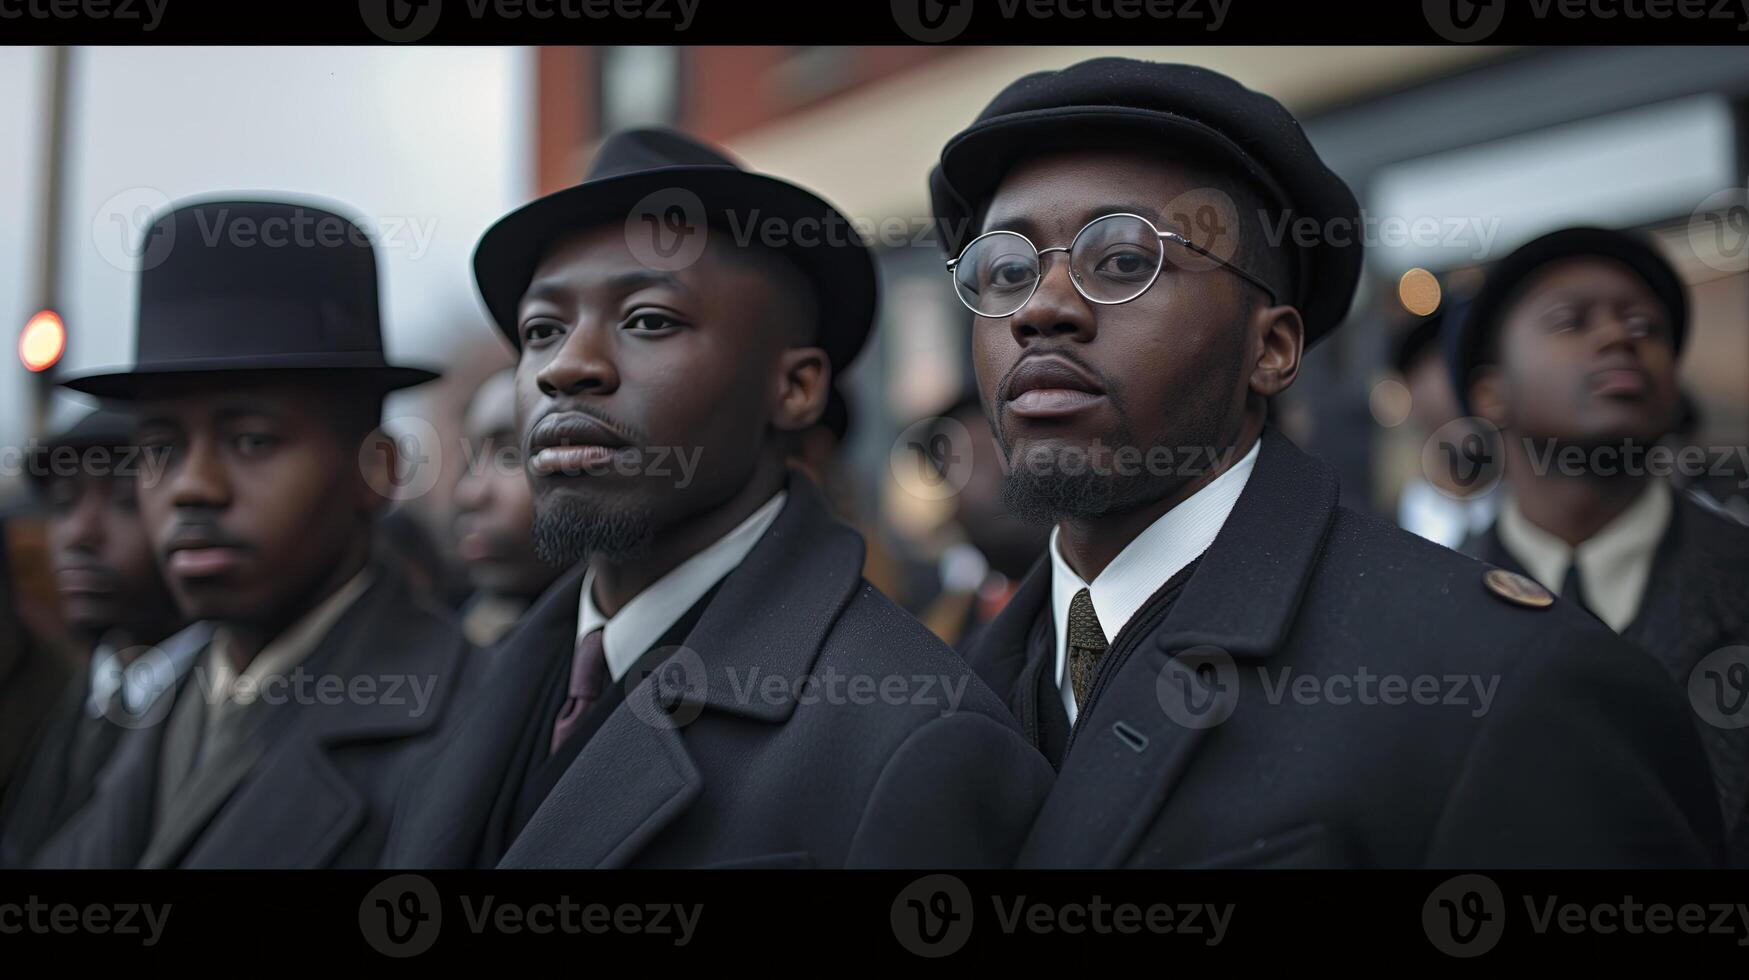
[929,57,1364,345]
[1448,226,1688,415]
[473,127,879,374]
[62,199,439,399]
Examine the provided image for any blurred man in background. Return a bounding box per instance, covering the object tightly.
[35,199,473,869]
[0,408,186,867]
[452,368,561,646]
[1453,226,1749,866]
[1389,302,1498,548]
[916,392,1049,650]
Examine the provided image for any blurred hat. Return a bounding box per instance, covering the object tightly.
[474,127,879,375]
[62,199,438,400]
[24,407,136,492]
[928,57,1364,345]
[1449,226,1688,414]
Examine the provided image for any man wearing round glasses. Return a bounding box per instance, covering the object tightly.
[929,57,1724,868]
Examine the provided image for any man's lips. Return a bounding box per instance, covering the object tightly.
[55,566,116,595]
[1004,355,1107,418]
[166,547,248,578]
[526,412,634,477]
[1589,366,1649,398]
[162,528,251,579]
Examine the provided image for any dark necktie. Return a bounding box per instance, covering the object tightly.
[550,627,608,756]
[1560,561,1600,622]
[1066,588,1108,714]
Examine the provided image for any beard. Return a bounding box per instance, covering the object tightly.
[531,488,656,566]
[997,426,1159,525]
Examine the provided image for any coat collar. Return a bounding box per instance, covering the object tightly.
[500,470,864,868]
[974,427,1336,670]
[653,469,864,723]
[1009,428,1342,867]
[142,563,467,868]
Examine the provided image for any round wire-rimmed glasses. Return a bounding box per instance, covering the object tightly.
[945,211,1277,319]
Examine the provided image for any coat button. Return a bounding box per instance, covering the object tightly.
[1482,568,1554,609]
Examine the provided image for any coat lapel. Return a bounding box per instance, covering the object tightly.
[1019,429,1340,868]
[145,566,467,868]
[499,471,864,868]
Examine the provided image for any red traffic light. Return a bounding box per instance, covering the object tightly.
[20,310,66,372]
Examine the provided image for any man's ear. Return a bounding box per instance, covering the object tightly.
[772,346,830,433]
[1248,303,1304,398]
[1470,365,1509,428]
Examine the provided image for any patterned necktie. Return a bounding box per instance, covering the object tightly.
[1066,588,1108,714]
[550,627,608,756]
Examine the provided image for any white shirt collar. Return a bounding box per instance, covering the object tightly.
[1048,439,1259,725]
[1496,480,1672,633]
[577,490,787,682]
[85,639,125,719]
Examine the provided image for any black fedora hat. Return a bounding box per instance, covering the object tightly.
[62,198,439,399]
[1448,226,1688,415]
[473,127,879,374]
[929,57,1364,346]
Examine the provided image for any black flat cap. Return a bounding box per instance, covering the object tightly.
[62,199,438,399]
[474,127,879,375]
[929,57,1363,345]
[1449,226,1688,415]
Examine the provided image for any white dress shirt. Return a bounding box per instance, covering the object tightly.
[1495,480,1672,634]
[577,491,787,682]
[1049,440,1259,725]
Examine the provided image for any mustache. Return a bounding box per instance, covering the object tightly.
[523,407,646,455]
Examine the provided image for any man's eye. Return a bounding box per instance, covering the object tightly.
[983,258,1035,291]
[234,434,278,455]
[522,320,562,345]
[1623,313,1664,339]
[1545,309,1581,332]
[1094,248,1154,279]
[624,311,682,332]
